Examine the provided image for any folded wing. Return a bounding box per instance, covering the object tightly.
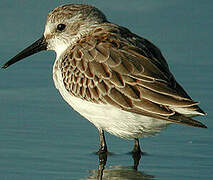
[60,24,206,128]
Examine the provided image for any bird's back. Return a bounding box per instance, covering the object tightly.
[53,22,206,137]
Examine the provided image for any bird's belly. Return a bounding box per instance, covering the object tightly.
[53,65,170,139]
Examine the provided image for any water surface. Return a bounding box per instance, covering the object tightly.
[0,0,212,179]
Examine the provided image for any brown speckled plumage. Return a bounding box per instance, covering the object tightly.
[58,23,205,127]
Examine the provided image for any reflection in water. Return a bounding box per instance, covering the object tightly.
[82,152,154,180]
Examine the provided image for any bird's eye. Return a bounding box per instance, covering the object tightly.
[56,24,66,31]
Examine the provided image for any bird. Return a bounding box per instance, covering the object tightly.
[2,4,206,154]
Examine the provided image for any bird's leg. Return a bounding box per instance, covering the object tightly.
[132,138,142,170]
[98,128,108,154]
[97,128,108,179]
[97,148,107,180]
[132,138,141,153]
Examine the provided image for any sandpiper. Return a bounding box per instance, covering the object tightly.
[2,4,206,154]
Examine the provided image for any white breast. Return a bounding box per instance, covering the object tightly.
[52,58,171,139]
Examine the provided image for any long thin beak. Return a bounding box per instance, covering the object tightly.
[2,36,47,69]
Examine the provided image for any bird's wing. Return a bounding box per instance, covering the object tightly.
[60,24,206,128]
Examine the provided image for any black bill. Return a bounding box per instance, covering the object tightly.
[2,36,47,69]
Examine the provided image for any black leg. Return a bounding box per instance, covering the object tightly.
[97,128,108,179]
[132,138,141,154]
[98,128,108,153]
[132,138,142,170]
[97,149,107,180]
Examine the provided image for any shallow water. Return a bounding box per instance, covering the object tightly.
[0,0,212,179]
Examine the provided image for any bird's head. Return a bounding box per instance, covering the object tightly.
[2,4,107,68]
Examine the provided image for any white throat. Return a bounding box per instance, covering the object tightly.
[54,41,70,60]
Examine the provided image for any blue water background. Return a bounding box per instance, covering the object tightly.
[0,0,212,179]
